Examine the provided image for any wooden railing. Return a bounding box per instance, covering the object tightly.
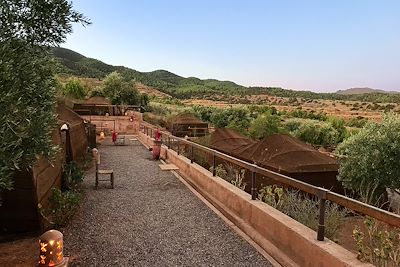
[141,122,400,241]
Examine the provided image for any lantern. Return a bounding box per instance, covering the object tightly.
[38,230,68,266]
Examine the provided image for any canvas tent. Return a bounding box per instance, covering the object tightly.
[168,113,209,137]
[210,129,343,193]
[0,104,89,233]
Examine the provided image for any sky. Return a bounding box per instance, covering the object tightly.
[64,0,400,93]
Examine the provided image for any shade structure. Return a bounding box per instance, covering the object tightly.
[210,129,343,193]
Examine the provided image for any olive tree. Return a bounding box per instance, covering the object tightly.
[337,114,400,204]
[103,71,141,105]
[249,112,282,139]
[63,77,87,99]
[0,0,89,189]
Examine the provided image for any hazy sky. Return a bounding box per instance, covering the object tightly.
[64,0,400,92]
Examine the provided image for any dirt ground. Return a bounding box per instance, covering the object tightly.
[0,235,38,267]
[184,97,388,121]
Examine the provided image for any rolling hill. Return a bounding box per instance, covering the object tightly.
[52,47,400,103]
[336,87,399,95]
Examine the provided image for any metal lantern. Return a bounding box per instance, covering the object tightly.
[38,230,68,266]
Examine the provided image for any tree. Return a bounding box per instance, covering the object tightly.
[249,112,282,139]
[284,119,341,146]
[64,77,86,99]
[103,71,140,105]
[337,114,400,204]
[0,1,89,190]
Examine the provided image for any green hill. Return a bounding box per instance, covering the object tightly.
[52,47,400,103]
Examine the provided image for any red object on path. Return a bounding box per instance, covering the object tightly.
[112,131,117,142]
[152,141,161,160]
[154,129,161,141]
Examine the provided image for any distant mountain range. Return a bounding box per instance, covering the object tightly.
[52,47,400,102]
[336,87,399,95]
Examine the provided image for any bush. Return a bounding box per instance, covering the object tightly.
[259,186,347,240]
[353,217,400,266]
[103,71,141,105]
[63,78,86,99]
[249,112,283,139]
[284,119,340,146]
[63,161,84,190]
[48,187,82,228]
[337,114,400,204]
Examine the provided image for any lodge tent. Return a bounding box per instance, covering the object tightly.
[168,113,209,137]
[57,104,88,162]
[210,129,343,193]
[0,104,89,234]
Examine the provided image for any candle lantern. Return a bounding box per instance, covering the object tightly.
[38,230,68,266]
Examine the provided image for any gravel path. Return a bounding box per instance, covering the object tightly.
[64,139,271,266]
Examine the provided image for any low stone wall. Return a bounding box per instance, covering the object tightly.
[82,114,141,135]
[138,132,371,267]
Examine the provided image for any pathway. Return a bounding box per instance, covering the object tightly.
[63,139,271,266]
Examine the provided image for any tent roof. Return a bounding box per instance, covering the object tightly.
[210,128,256,153]
[57,103,84,126]
[170,113,207,125]
[210,129,338,174]
[240,134,338,173]
[83,96,111,105]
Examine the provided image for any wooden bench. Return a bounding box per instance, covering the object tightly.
[92,149,114,189]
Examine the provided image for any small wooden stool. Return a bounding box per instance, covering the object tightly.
[92,149,114,189]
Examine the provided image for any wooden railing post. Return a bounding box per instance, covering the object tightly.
[317,198,326,241]
[190,145,194,163]
[212,153,216,176]
[251,171,257,200]
[317,190,328,241]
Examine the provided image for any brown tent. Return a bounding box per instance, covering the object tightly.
[210,128,256,155]
[210,129,343,193]
[57,104,88,162]
[0,105,89,234]
[168,113,208,137]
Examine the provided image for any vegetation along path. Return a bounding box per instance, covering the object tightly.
[63,139,271,266]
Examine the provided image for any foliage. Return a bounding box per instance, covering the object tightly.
[0,0,89,190]
[337,114,400,204]
[285,109,327,121]
[249,112,283,139]
[353,217,400,266]
[103,71,141,105]
[209,164,247,190]
[327,116,347,143]
[210,107,251,134]
[259,185,348,240]
[48,187,82,228]
[284,119,341,146]
[62,161,84,190]
[345,117,369,128]
[63,77,86,99]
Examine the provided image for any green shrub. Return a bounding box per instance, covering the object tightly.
[249,112,283,139]
[353,217,400,266]
[63,78,86,99]
[63,161,84,190]
[284,119,340,146]
[259,185,347,240]
[337,114,400,205]
[48,187,82,228]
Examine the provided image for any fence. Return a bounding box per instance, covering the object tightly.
[141,122,400,241]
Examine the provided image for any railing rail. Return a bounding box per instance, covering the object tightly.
[140,122,400,241]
